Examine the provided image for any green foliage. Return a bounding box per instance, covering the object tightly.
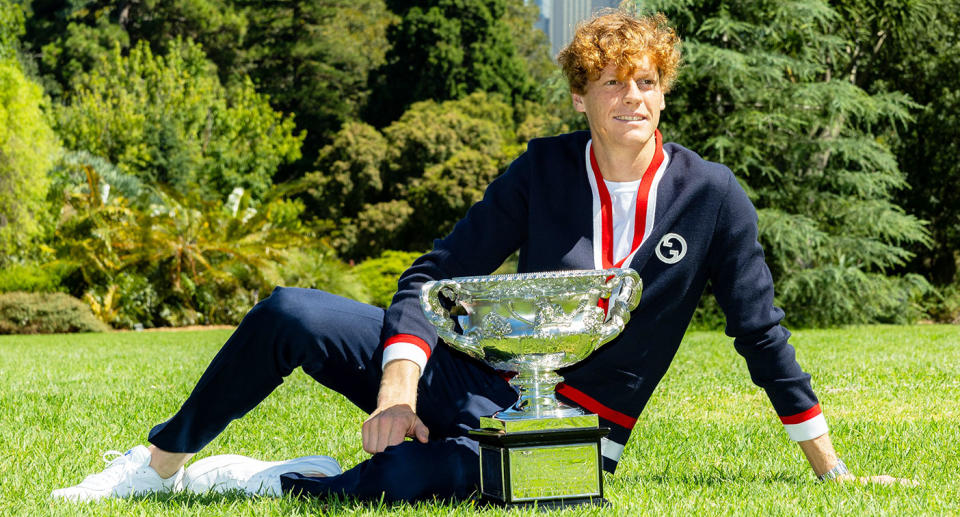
[280,247,372,305]
[23,0,243,98]
[367,0,541,126]
[48,151,146,208]
[0,0,25,59]
[0,292,109,334]
[23,0,393,176]
[0,264,63,294]
[49,165,307,327]
[834,1,960,288]
[922,284,960,324]
[302,92,561,260]
[354,250,424,307]
[55,39,303,201]
[631,0,932,326]
[237,0,395,172]
[0,57,60,259]
[504,0,555,86]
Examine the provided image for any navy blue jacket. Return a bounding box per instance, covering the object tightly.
[382,131,822,472]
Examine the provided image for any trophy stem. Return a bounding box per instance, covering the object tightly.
[496,366,586,421]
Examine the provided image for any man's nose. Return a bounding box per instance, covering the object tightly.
[623,79,643,103]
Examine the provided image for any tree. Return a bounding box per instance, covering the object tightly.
[55,39,303,201]
[629,0,930,326]
[301,92,555,260]
[0,57,60,259]
[503,0,555,86]
[0,0,25,60]
[237,0,395,178]
[22,0,392,173]
[365,0,541,126]
[21,0,244,96]
[829,1,960,288]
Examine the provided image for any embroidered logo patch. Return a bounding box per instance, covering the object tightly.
[655,233,687,264]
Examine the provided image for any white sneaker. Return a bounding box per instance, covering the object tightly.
[183,454,342,497]
[51,445,184,502]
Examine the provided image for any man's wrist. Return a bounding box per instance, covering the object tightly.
[376,359,420,409]
[817,458,850,482]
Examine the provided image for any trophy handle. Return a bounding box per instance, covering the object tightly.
[597,268,643,345]
[420,279,484,359]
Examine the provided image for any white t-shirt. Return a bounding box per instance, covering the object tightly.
[603,178,642,265]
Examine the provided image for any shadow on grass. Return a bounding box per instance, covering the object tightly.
[131,489,491,513]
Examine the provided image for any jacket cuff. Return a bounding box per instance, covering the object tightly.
[382,334,431,375]
[780,403,829,441]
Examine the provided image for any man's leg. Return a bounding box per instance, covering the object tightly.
[148,287,387,456]
[277,340,519,502]
[54,287,389,502]
[280,437,482,502]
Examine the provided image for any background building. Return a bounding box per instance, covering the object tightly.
[532,0,622,56]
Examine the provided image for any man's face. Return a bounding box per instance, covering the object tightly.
[572,56,665,152]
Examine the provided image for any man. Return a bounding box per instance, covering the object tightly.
[53,10,895,504]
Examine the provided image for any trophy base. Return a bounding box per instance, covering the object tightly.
[470,426,610,507]
[479,495,610,510]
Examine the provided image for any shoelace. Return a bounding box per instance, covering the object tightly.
[81,450,136,486]
[102,450,125,463]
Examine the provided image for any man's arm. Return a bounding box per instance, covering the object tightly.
[799,432,916,485]
[361,359,429,454]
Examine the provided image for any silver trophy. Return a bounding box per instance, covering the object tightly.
[421,268,641,507]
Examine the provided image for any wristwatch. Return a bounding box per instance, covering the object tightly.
[818,458,850,481]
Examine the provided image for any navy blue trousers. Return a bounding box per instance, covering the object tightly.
[147,287,518,502]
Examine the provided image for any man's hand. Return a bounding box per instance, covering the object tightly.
[799,433,918,486]
[832,474,919,486]
[362,403,429,454]
[362,359,429,454]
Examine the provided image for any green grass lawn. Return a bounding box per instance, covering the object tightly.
[1,325,958,516]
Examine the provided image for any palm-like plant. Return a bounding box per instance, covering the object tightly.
[118,187,306,301]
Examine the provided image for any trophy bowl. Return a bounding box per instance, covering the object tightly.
[421,268,641,424]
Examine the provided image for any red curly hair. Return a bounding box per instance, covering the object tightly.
[558,10,682,94]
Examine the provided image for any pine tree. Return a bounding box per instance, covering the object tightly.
[630,0,930,326]
[365,0,540,127]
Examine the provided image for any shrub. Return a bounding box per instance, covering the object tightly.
[922,284,960,323]
[281,247,371,305]
[0,292,109,334]
[354,250,424,308]
[0,264,64,293]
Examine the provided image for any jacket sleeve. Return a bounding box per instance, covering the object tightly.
[379,150,532,369]
[707,171,827,441]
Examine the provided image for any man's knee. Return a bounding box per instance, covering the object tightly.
[254,286,307,321]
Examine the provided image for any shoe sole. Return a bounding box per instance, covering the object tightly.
[184,455,342,495]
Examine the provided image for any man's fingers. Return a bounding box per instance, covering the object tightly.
[361,418,377,454]
[841,475,919,487]
[413,418,429,443]
[361,406,427,454]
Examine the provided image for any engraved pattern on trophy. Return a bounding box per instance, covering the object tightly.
[420,268,642,422]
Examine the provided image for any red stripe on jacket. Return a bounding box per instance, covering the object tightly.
[779,403,822,425]
[556,382,637,429]
[589,129,664,269]
[383,334,432,360]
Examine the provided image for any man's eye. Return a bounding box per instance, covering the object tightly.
[605,79,618,85]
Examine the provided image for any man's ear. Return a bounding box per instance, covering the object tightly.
[572,93,586,113]
[659,92,666,111]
